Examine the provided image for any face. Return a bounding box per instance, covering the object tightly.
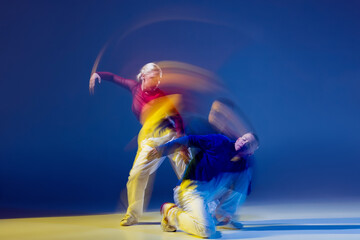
[235,133,258,156]
[141,71,161,91]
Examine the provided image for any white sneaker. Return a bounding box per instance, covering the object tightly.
[120,214,138,226]
[160,202,177,232]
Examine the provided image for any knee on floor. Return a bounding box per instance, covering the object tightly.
[195,224,216,238]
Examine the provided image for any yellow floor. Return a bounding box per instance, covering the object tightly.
[1,202,360,240]
[0,212,176,240]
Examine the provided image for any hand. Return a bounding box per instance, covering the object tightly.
[147,148,161,162]
[176,132,184,138]
[89,73,101,94]
[179,147,190,164]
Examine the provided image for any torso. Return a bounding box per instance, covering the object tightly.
[184,135,250,182]
[130,84,166,121]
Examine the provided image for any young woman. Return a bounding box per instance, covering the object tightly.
[89,63,188,226]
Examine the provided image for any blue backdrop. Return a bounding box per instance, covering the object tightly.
[1,0,359,215]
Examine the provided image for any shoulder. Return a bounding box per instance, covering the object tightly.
[208,134,230,142]
[207,134,233,149]
[187,134,228,148]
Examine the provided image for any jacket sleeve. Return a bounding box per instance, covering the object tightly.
[187,135,215,150]
[97,72,137,91]
[157,134,216,156]
[157,136,190,156]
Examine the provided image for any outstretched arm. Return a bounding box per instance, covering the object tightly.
[148,136,190,161]
[147,134,216,161]
[89,72,137,94]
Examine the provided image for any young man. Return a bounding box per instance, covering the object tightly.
[148,133,259,238]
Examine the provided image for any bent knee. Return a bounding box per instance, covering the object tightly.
[195,224,216,238]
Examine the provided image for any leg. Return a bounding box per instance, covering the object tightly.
[142,129,189,180]
[122,121,187,224]
[125,169,150,220]
[214,171,251,225]
[166,181,216,238]
[168,149,189,180]
[125,143,166,220]
[214,190,246,226]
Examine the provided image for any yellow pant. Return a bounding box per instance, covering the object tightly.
[126,95,187,219]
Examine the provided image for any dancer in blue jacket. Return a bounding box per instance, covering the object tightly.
[148,133,259,238]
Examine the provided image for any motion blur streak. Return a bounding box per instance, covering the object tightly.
[209,100,256,140]
[157,61,224,93]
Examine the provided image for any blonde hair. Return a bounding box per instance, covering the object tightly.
[136,63,163,82]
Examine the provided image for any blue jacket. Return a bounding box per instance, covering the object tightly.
[158,134,252,182]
